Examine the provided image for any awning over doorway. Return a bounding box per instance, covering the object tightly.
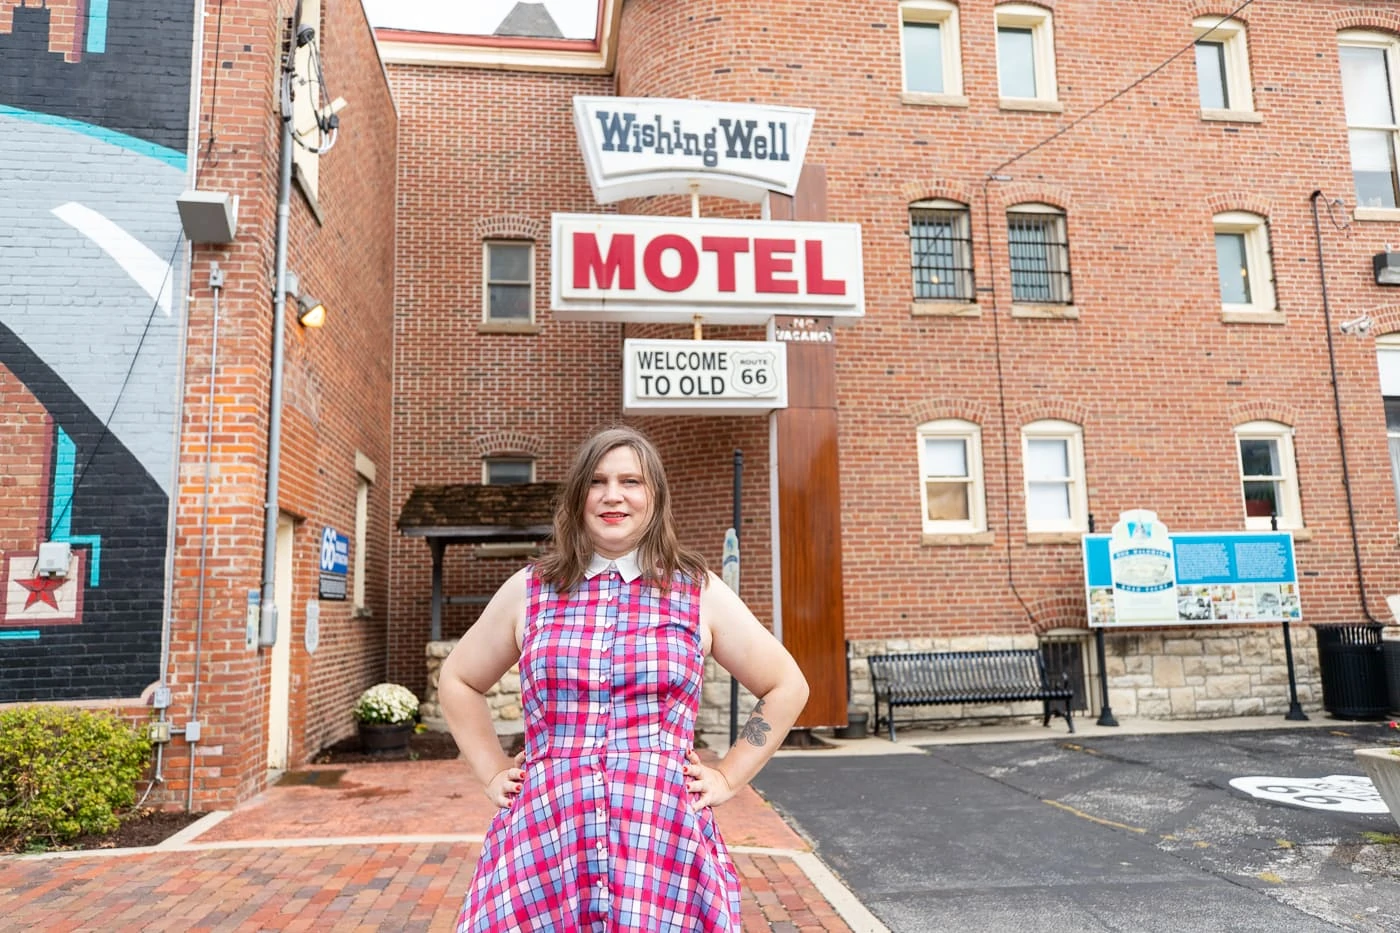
[397,483,559,639]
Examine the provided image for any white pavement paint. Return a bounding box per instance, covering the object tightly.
[1228,774,1388,814]
[51,202,173,316]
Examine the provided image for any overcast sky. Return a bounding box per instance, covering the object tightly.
[360,0,600,40]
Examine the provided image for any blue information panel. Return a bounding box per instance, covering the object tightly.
[319,527,349,601]
[1083,531,1300,627]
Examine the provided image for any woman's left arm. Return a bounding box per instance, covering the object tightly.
[686,570,810,807]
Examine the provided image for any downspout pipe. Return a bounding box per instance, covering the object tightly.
[1309,190,1383,625]
[260,21,299,647]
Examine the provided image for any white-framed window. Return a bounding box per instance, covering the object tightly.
[1007,203,1071,304]
[995,3,1057,103]
[483,457,534,485]
[352,452,375,614]
[1235,421,1302,530]
[911,200,974,301]
[1213,211,1275,314]
[1338,31,1400,210]
[1193,16,1255,116]
[917,419,986,534]
[1022,420,1087,533]
[900,1,963,97]
[484,241,534,322]
[1376,338,1400,523]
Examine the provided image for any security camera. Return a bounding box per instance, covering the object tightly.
[1340,314,1374,337]
[295,24,315,47]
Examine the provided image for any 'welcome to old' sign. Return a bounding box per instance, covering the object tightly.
[552,213,865,324]
[622,339,787,416]
[573,97,815,203]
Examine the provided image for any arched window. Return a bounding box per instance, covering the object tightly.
[917,419,985,533]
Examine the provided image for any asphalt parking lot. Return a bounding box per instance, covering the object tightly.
[754,722,1400,932]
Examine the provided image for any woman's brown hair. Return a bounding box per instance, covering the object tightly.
[535,426,709,592]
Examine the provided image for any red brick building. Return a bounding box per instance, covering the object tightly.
[383,0,1400,738]
[11,0,1400,812]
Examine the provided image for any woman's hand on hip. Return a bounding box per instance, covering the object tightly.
[685,750,736,809]
[486,750,526,808]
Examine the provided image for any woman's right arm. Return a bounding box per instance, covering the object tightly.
[437,566,528,805]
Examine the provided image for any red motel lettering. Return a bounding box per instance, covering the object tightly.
[571,231,848,297]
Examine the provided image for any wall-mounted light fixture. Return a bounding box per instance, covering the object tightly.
[1374,250,1400,286]
[296,292,327,328]
[282,270,327,328]
[1340,314,1374,337]
[176,189,239,243]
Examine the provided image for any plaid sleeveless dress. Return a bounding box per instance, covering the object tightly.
[457,566,742,932]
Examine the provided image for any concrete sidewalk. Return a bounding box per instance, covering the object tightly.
[0,755,883,932]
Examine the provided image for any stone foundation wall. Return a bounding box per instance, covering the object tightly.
[424,626,1325,736]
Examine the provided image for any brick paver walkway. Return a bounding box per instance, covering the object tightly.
[0,757,864,932]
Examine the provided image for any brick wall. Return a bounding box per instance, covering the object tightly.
[388,0,1400,727]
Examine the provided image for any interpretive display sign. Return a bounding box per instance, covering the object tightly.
[622,339,786,415]
[572,96,815,203]
[1083,513,1300,627]
[551,213,865,324]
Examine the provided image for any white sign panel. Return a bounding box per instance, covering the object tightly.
[623,339,787,415]
[573,97,815,203]
[1109,510,1178,624]
[553,214,864,325]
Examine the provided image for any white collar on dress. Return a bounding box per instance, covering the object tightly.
[584,551,642,582]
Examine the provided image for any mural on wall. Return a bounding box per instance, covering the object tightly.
[0,0,193,701]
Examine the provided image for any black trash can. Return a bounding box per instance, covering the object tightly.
[1314,623,1388,720]
[1383,638,1400,716]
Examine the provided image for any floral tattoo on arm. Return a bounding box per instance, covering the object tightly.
[739,698,772,747]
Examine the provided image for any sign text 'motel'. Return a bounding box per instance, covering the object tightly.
[552,214,865,325]
[573,97,815,203]
[623,339,788,416]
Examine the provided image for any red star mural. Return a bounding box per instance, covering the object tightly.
[16,576,65,610]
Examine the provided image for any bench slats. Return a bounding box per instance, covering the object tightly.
[866,649,1075,739]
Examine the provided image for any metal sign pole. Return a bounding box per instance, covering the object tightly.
[1281,619,1309,721]
[728,450,743,747]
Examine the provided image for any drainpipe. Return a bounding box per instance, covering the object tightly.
[1309,189,1383,625]
[260,14,301,646]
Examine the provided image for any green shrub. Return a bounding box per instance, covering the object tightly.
[0,706,152,850]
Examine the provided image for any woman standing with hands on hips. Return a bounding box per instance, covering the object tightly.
[440,425,810,932]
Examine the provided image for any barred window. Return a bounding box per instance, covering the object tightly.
[910,200,974,301]
[1007,204,1071,304]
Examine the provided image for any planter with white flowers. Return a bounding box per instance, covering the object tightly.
[354,682,420,753]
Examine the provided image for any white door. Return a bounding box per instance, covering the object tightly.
[267,514,294,772]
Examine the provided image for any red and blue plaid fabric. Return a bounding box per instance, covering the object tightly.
[457,567,742,932]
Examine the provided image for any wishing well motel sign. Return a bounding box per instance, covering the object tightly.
[557,96,864,416]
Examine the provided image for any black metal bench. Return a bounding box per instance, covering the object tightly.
[867,649,1075,740]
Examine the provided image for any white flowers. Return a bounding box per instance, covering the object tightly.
[354,683,419,725]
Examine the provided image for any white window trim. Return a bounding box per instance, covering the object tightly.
[1193,15,1255,117]
[1377,337,1400,527]
[1213,211,1275,316]
[1021,420,1087,533]
[1339,30,1400,213]
[995,3,1057,105]
[352,452,375,614]
[482,457,536,485]
[483,240,535,324]
[917,419,986,534]
[900,0,964,102]
[1235,420,1303,530]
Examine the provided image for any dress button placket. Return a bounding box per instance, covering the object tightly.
[593,572,616,918]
